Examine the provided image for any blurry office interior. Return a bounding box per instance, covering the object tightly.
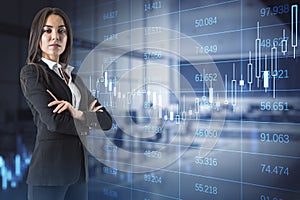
[1,0,300,199]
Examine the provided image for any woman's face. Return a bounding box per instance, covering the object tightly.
[39,14,67,62]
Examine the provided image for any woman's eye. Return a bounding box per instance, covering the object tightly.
[42,29,52,34]
[58,29,66,34]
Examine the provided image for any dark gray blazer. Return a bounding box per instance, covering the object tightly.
[20,60,112,186]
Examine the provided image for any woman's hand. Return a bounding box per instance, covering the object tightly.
[47,89,85,121]
[89,99,104,112]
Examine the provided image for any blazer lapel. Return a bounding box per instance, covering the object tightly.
[39,61,73,102]
[72,74,88,111]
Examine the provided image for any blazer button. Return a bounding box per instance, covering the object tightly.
[80,131,88,136]
[90,122,97,127]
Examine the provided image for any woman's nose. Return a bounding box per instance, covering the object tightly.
[51,31,59,40]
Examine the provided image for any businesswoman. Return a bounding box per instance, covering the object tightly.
[20,7,112,200]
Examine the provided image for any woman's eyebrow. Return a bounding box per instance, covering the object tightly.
[43,25,53,28]
[43,25,66,28]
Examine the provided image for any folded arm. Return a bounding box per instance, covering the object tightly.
[20,65,78,134]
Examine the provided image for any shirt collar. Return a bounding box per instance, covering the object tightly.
[41,57,74,76]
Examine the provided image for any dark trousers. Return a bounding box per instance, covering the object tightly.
[28,165,87,200]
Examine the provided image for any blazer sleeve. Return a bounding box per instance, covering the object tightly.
[82,100,112,131]
[20,64,78,135]
[74,75,113,131]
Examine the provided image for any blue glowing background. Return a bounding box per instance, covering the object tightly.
[0,0,299,199]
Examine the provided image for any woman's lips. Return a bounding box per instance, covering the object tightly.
[49,44,61,48]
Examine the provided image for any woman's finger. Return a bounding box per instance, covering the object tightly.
[48,100,60,107]
[92,105,103,112]
[89,99,97,111]
[53,102,65,113]
[46,89,58,101]
[57,102,69,113]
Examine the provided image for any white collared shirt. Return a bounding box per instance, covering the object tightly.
[42,57,81,110]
